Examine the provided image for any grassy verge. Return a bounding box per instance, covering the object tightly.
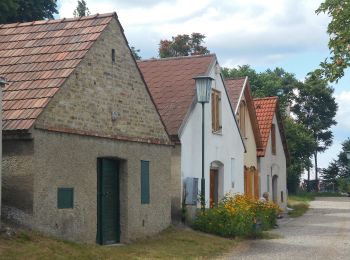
[0,226,238,260]
[287,192,343,218]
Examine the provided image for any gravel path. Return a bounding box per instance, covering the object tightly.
[219,197,350,260]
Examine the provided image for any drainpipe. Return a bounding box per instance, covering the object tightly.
[0,77,6,228]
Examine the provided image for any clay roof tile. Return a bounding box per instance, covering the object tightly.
[0,13,115,131]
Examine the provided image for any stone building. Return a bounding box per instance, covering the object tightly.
[138,55,245,221]
[0,13,172,244]
[225,77,263,199]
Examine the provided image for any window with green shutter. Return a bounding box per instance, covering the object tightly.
[57,188,74,209]
[141,160,150,204]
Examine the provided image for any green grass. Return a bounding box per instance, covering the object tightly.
[0,227,238,260]
[287,191,343,218]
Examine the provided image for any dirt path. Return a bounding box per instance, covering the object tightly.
[219,197,350,260]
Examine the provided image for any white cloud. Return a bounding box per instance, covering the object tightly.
[335,90,350,131]
[58,0,329,65]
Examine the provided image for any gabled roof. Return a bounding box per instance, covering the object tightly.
[0,13,116,132]
[137,54,216,137]
[253,96,289,159]
[225,77,262,148]
[225,77,245,111]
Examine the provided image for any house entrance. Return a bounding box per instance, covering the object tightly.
[97,158,120,245]
[272,175,278,203]
[210,169,218,208]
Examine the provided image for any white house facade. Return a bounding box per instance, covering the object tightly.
[258,113,287,209]
[254,97,288,210]
[138,54,245,220]
[179,63,245,208]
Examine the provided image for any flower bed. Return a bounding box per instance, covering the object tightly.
[193,194,281,237]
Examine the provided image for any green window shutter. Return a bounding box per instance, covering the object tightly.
[57,188,74,209]
[141,161,150,204]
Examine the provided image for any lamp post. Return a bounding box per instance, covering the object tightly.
[194,75,214,212]
[346,151,350,177]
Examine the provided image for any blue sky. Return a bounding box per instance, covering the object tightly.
[58,0,350,174]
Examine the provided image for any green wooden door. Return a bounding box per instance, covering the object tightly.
[97,158,120,244]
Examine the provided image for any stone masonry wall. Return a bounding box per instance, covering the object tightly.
[4,129,171,243]
[35,18,170,145]
[2,139,35,215]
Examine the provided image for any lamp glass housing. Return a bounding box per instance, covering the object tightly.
[195,76,213,103]
[346,151,350,160]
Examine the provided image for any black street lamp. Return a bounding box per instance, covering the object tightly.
[346,151,350,177]
[194,75,214,212]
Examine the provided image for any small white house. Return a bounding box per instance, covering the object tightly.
[254,97,289,210]
[138,54,245,220]
[225,77,263,199]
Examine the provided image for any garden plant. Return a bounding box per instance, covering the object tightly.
[193,194,281,238]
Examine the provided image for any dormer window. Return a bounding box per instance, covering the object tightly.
[271,123,276,155]
[211,89,222,133]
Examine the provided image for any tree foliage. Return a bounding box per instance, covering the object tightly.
[0,0,58,23]
[73,0,90,17]
[130,46,141,60]
[222,65,300,116]
[158,33,210,58]
[322,138,350,192]
[292,73,338,182]
[316,0,350,82]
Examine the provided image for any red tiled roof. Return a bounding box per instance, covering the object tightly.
[254,97,278,156]
[0,13,115,131]
[138,54,215,136]
[225,77,245,110]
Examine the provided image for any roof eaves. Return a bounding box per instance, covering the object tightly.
[221,73,247,153]
[244,80,263,148]
[178,54,217,138]
[235,76,248,114]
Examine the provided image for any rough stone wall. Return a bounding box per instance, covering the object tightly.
[170,145,182,222]
[3,129,171,243]
[2,17,172,242]
[35,18,170,144]
[2,139,34,215]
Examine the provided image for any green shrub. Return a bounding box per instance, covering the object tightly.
[193,194,280,238]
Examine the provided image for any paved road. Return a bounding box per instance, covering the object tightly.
[220,197,350,260]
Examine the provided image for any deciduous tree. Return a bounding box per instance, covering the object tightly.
[292,73,338,187]
[316,0,350,82]
[130,46,141,60]
[73,0,90,17]
[0,0,58,23]
[158,33,210,58]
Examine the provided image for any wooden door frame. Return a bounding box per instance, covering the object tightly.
[210,169,219,208]
[97,158,120,245]
[272,175,278,203]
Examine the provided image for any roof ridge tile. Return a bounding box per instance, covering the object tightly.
[138,53,216,63]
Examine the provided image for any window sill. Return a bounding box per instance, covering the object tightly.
[212,130,222,135]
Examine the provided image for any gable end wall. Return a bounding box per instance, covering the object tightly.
[35,18,170,144]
